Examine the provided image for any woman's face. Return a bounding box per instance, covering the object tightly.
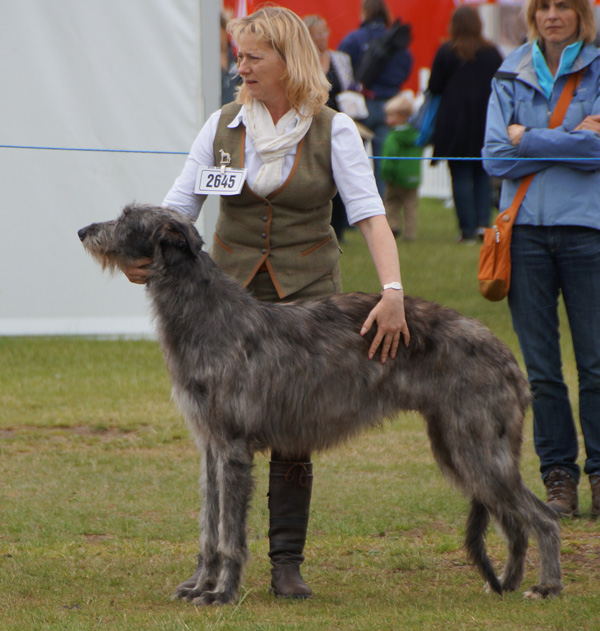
[308,24,330,53]
[536,0,579,48]
[236,33,288,107]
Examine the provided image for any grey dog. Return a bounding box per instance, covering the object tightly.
[78,204,562,605]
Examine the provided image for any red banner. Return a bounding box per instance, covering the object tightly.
[223,0,456,92]
[454,0,600,3]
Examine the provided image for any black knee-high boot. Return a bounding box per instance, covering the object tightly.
[268,460,313,598]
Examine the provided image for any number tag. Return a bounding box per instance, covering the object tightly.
[195,167,247,195]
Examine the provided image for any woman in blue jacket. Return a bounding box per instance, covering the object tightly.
[483,0,600,519]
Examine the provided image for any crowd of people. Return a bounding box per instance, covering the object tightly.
[123,0,599,602]
[218,1,501,246]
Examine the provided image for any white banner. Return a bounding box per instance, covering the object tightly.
[0,0,218,336]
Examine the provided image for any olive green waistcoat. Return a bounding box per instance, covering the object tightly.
[210,102,340,299]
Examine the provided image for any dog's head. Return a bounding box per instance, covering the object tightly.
[78,204,205,274]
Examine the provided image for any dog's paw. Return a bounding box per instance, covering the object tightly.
[171,576,200,597]
[482,576,504,597]
[523,583,563,599]
[171,586,194,601]
[190,590,236,607]
[483,582,503,596]
[172,575,217,602]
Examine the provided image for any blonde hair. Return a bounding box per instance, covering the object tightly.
[384,93,414,117]
[525,0,596,45]
[228,6,330,116]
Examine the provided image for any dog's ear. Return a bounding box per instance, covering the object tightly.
[154,219,204,267]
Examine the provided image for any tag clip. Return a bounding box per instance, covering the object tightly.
[219,149,231,174]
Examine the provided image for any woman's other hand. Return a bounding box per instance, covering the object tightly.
[574,114,600,133]
[507,124,526,146]
[121,258,153,284]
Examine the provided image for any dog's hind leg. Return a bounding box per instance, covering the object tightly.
[175,442,221,602]
[520,485,563,599]
[465,499,502,595]
[495,505,528,593]
[191,439,254,606]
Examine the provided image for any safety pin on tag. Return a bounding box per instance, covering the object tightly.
[195,149,247,195]
[219,149,231,174]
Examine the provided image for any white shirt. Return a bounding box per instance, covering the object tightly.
[162,106,385,225]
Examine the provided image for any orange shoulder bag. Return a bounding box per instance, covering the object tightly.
[478,70,584,301]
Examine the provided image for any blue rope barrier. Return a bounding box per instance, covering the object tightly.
[0,144,188,156]
[370,155,599,161]
[0,143,597,162]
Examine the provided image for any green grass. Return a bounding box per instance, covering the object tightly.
[1,198,598,630]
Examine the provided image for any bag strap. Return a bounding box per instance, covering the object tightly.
[549,69,584,129]
[499,69,585,229]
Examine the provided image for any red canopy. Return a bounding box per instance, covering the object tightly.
[223,0,600,92]
[455,0,600,3]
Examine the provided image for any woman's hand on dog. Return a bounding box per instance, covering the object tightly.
[122,258,153,284]
[355,215,410,363]
[361,289,409,364]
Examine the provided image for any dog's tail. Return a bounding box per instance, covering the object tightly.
[465,499,503,595]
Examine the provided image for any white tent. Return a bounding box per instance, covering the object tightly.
[0,0,220,336]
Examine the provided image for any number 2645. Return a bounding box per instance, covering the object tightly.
[206,173,236,189]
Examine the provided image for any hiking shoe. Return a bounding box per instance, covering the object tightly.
[544,468,580,517]
[591,475,600,519]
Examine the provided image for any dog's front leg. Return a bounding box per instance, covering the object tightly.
[175,442,222,602]
[190,439,254,606]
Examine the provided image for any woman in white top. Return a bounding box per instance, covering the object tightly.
[124,6,409,600]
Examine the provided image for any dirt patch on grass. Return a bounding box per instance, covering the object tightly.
[561,531,600,575]
[0,424,137,439]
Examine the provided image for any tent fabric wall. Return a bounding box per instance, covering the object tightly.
[0,0,215,336]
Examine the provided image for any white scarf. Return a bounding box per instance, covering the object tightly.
[244,100,313,197]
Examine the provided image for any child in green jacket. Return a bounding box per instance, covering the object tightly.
[381,94,422,240]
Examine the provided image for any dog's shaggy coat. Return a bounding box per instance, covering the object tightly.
[79,205,562,605]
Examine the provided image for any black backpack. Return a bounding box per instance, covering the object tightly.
[355,20,412,89]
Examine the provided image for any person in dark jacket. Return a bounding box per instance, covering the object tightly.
[339,0,413,197]
[428,6,502,242]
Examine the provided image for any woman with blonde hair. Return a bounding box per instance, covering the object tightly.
[123,6,409,599]
[484,0,600,519]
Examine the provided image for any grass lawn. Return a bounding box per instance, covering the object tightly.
[1,198,598,630]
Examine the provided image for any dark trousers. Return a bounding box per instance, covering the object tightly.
[509,225,600,481]
[448,160,493,239]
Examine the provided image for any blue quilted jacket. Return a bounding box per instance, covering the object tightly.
[483,42,600,229]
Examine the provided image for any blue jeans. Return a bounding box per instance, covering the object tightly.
[509,226,600,482]
[448,161,492,239]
